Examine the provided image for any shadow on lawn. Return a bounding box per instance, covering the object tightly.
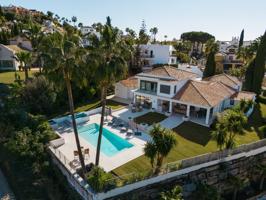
[173,121,212,146]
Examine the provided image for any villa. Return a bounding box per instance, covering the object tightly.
[0,44,26,71]
[132,66,255,126]
[138,44,177,68]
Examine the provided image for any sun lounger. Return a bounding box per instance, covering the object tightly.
[120,127,128,133]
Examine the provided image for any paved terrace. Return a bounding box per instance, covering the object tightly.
[53,109,152,172]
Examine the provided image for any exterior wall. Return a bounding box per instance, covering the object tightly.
[99,140,266,200]
[139,44,177,65]
[0,45,18,71]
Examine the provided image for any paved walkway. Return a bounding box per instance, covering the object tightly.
[159,115,183,129]
[0,169,15,200]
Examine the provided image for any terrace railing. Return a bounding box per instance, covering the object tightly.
[49,146,95,200]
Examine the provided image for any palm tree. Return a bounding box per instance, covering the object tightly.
[144,124,177,174]
[71,16,77,26]
[164,35,168,44]
[212,109,247,150]
[150,27,158,43]
[15,51,32,81]
[256,164,266,190]
[24,21,43,72]
[205,38,218,56]
[40,32,87,177]
[86,17,131,166]
[228,175,248,200]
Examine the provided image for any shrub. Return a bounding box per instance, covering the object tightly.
[86,166,116,192]
[259,125,266,137]
[20,75,57,115]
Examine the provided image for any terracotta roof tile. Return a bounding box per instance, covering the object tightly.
[172,80,236,107]
[119,77,138,88]
[232,91,256,101]
[204,74,241,88]
[142,66,198,80]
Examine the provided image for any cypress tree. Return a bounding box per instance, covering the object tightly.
[203,51,216,78]
[252,31,266,94]
[239,29,244,49]
[244,58,255,91]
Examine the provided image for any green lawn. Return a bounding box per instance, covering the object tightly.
[49,99,127,119]
[112,103,266,176]
[0,71,36,84]
[134,112,167,125]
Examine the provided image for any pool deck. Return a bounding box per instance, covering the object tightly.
[53,109,151,172]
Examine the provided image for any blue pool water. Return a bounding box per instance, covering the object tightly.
[77,123,134,157]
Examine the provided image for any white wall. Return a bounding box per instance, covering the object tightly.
[0,45,18,70]
[139,44,176,65]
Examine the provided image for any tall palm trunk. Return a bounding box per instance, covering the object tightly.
[95,86,107,166]
[155,155,164,175]
[65,73,86,178]
[260,175,265,190]
[232,189,237,200]
[24,64,29,81]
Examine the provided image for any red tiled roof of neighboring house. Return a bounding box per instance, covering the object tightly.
[232,91,256,101]
[119,77,138,88]
[172,80,236,107]
[204,73,241,89]
[142,66,198,80]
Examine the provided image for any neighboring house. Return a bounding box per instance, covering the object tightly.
[138,44,177,68]
[178,63,203,78]
[80,26,100,47]
[115,77,138,100]
[132,66,255,126]
[217,37,252,71]
[9,36,32,51]
[0,44,25,71]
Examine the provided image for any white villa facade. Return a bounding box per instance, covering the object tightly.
[139,44,177,67]
[0,44,25,71]
[80,26,100,47]
[132,66,255,126]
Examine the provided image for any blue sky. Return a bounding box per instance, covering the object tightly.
[1,0,266,41]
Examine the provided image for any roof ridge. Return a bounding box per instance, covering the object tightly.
[166,65,198,76]
[190,81,211,107]
[163,66,172,77]
[224,73,239,84]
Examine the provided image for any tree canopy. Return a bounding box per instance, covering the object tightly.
[181,31,215,43]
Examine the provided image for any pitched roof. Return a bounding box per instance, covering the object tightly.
[232,91,256,101]
[172,80,236,107]
[119,77,138,88]
[141,66,198,81]
[5,45,25,53]
[204,73,241,89]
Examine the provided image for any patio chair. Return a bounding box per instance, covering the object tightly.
[120,126,128,133]
[126,130,133,137]
[84,148,90,160]
[73,150,79,161]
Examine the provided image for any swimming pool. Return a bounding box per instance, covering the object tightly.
[78,123,134,157]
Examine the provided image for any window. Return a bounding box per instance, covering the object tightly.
[160,85,170,94]
[140,80,157,93]
[230,99,234,105]
[174,86,177,94]
[0,60,13,69]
